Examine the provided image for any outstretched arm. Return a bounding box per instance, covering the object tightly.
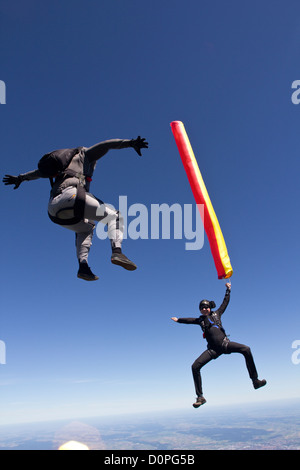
[171,316,199,324]
[215,282,231,316]
[3,169,42,189]
[85,136,148,163]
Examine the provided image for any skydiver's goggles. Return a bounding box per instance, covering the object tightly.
[199,299,216,311]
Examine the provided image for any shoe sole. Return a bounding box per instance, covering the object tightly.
[111,258,137,271]
[193,399,206,408]
[77,274,99,281]
[254,380,267,390]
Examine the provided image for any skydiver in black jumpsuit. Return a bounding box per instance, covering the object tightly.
[171,283,266,408]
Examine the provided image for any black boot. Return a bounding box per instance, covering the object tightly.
[77,261,99,281]
[111,252,137,271]
[253,378,267,390]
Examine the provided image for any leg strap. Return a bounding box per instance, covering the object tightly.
[48,184,86,226]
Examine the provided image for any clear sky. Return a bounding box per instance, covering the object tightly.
[0,0,300,425]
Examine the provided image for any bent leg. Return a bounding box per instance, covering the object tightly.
[226,341,258,380]
[48,189,96,264]
[191,350,214,397]
[85,193,136,270]
[84,193,123,251]
[48,188,135,271]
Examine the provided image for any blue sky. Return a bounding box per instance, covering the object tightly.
[0,0,300,425]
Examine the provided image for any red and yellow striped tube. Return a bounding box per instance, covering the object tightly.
[170,121,233,279]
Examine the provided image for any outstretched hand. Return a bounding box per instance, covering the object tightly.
[171,317,178,322]
[2,174,22,189]
[131,136,148,156]
[225,282,231,291]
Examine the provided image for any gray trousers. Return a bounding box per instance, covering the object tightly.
[48,187,123,263]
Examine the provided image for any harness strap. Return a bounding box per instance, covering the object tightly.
[64,168,87,185]
[221,337,230,353]
[48,184,86,226]
[74,185,86,220]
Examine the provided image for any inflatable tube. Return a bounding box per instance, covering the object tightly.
[170,121,233,279]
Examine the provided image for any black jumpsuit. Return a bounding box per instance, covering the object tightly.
[177,288,258,397]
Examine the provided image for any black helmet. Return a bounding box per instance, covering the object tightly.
[199,299,216,311]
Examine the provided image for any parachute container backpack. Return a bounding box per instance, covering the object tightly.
[38,148,81,182]
[170,121,233,280]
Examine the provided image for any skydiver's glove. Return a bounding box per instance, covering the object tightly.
[130,136,149,156]
[2,174,23,189]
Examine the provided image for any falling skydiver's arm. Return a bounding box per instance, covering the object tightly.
[85,137,148,163]
[2,169,43,190]
[19,169,43,180]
